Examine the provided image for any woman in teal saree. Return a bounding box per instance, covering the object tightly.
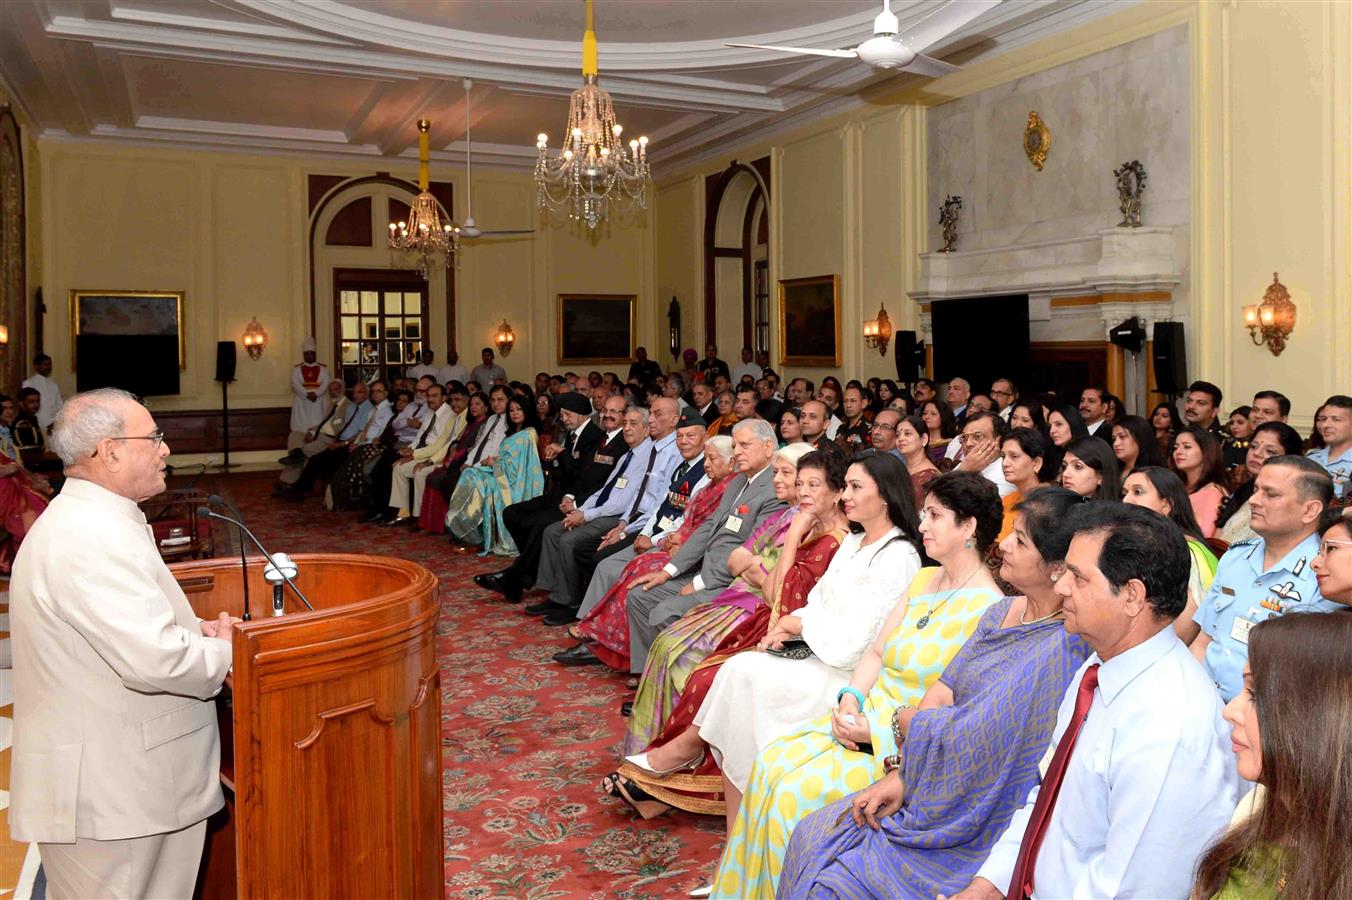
[446,393,544,556]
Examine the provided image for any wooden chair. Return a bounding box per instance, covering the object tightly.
[141,488,215,560]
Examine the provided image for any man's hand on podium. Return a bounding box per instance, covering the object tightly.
[201,611,240,647]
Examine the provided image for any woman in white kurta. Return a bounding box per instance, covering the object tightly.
[614,454,923,826]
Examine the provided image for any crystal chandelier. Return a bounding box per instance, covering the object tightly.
[534,0,651,230]
[389,119,460,278]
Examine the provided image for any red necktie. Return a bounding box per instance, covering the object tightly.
[1007,663,1100,899]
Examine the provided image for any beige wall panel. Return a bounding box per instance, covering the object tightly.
[654,177,700,365]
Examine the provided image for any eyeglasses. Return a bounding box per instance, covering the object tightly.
[1318,538,1352,555]
[91,430,165,457]
[871,422,897,433]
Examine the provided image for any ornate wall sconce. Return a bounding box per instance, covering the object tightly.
[863,304,892,356]
[242,317,268,360]
[1242,273,1296,356]
[494,319,516,357]
[0,325,9,347]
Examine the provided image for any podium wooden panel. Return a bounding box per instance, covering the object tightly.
[172,554,442,899]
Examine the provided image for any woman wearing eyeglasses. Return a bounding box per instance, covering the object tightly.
[1311,507,1352,606]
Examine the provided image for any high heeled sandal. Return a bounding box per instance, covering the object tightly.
[599,772,671,820]
[623,749,705,778]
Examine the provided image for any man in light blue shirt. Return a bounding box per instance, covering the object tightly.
[957,502,1239,900]
[1193,455,1337,700]
[1306,394,1351,499]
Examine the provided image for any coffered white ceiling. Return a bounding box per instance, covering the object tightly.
[0,0,1131,172]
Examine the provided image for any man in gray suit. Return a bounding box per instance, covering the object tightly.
[625,418,784,673]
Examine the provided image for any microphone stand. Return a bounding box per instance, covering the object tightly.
[198,506,314,611]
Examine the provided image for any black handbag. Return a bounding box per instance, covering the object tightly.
[764,637,814,660]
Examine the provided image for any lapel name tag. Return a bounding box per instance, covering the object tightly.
[615,477,629,489]
[658,515,676,531]
[1230,614,1256,644]
[1219,586,1236,596]
[725,514,743,532]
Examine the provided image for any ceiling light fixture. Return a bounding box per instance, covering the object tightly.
[389,119,460,278]
[533,0,650,230]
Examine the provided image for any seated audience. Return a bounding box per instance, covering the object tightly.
[1120,467,1219,642]
[947,411,1014,497]
[1046,402,1089,449]
[776,406,802,445]
[331,387,408,511]
[1171,424,1231,536]
[1306,393,1351,499]
[1109,413,1166,478]
[1223,404,1253,468]
[919,399,958,463]
[1058,435,1122,501]
[999,427,1057,537]
[616,455,921,831]
[895,414,941,509]
[1312,506,1351,605]
[622,419,786,666]
[385,383,462,526]
[611,451,849,816]
[706,390,738,436]
[282,380,390,504]
[1078,387,1110,437]
[777,488,1092,900]
[1007,400,1046,434]
[418,390,490,532]
[1248,389,1290,426]
[560,421,727,665]
[0,394,51,570]
[1185,379,1225,434]
[1192,455,1337,701]
[446,393,544,555]
[711,472,1005,895]
[947,502,1240,900]
[1215,421,1303,544]
[1191,612,1352,900]
[835,385,872,457]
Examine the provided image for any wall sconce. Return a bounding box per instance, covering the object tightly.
[863,304,892,356]
[0,325,9,347]
[1242,272,1296,356]
[494,319,516,357]
[242,317,268,360]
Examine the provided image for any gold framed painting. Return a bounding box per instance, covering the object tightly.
[557,294,637,365]
[70,290,185,396]
[778,275,841,367]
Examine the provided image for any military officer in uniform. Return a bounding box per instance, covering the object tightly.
[1192,456,1337,700]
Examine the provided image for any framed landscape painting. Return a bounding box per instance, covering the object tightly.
[558,294,636,365]
[779,274,840,367]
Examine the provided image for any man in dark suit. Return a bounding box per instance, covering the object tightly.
[475,393,627,602]
[624,418,785,674]
[691,382,717,425]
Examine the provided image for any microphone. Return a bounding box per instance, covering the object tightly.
[197,504,314,611]
[207,494,252,621]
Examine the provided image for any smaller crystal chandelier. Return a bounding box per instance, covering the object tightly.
[534,0,651,230]
[389,119,459,279]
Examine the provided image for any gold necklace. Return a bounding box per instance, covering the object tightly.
[916,563,982,630]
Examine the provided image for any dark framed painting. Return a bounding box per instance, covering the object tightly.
[558,294,636,365]
[70,290,185,396]
[778,274,840,367]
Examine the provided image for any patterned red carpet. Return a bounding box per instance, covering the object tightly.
[223,472,725,898]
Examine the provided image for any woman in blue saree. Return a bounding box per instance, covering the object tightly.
[446,393,543,556]
[773,487,1092,900]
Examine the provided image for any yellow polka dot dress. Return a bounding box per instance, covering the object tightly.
[712,569,998,899]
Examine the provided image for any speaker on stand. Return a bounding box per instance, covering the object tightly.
[1109,317,1147,414]
[894,330,923,389]
[1151,322,1187,399]
[215,341,239,470]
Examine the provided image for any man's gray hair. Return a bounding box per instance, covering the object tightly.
[666,373,686,393]
[50,388,138,466]
[732,418,777,445]
[625,404,651,426]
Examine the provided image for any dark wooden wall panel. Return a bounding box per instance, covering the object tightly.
[157,406,290,455]
[325,197,372,246]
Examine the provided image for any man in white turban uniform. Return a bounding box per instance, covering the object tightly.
[289,336,330,450]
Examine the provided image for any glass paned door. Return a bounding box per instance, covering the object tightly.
[334,271,429,388]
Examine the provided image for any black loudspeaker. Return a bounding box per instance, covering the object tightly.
[215,340,237,383]
[1109,316,1146,354]
[894,330,920,383]
[1152,322,1187,395]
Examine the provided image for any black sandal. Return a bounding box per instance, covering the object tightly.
[599,772,671,819]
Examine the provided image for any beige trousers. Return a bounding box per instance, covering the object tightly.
[389,457,435,515]
[40,819,207,900]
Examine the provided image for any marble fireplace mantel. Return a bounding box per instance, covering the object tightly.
[910,226,1181,315]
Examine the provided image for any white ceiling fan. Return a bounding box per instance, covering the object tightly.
[457,78,533,240]
[726,0,1001,76]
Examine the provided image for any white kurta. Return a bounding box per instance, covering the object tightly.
[694,527,922,790]
[289,362,330,433]
[21,373,63,429]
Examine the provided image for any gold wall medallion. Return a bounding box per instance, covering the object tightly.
[1024,111,1051,171]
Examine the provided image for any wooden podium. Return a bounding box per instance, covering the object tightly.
[172,554,442,899]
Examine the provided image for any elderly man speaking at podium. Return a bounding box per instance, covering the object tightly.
[9,388,235,899]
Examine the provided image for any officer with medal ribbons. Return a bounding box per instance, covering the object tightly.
[1192,456,1339,700]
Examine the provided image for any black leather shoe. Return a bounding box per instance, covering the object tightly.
[501,582,523,603]
[358,509,390,524]
[382,515,416,528]
[473,573,506,593]
[620,701,634,717]
[525,600,561,617]
[553,644,602,666]
[543,608,579,627]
